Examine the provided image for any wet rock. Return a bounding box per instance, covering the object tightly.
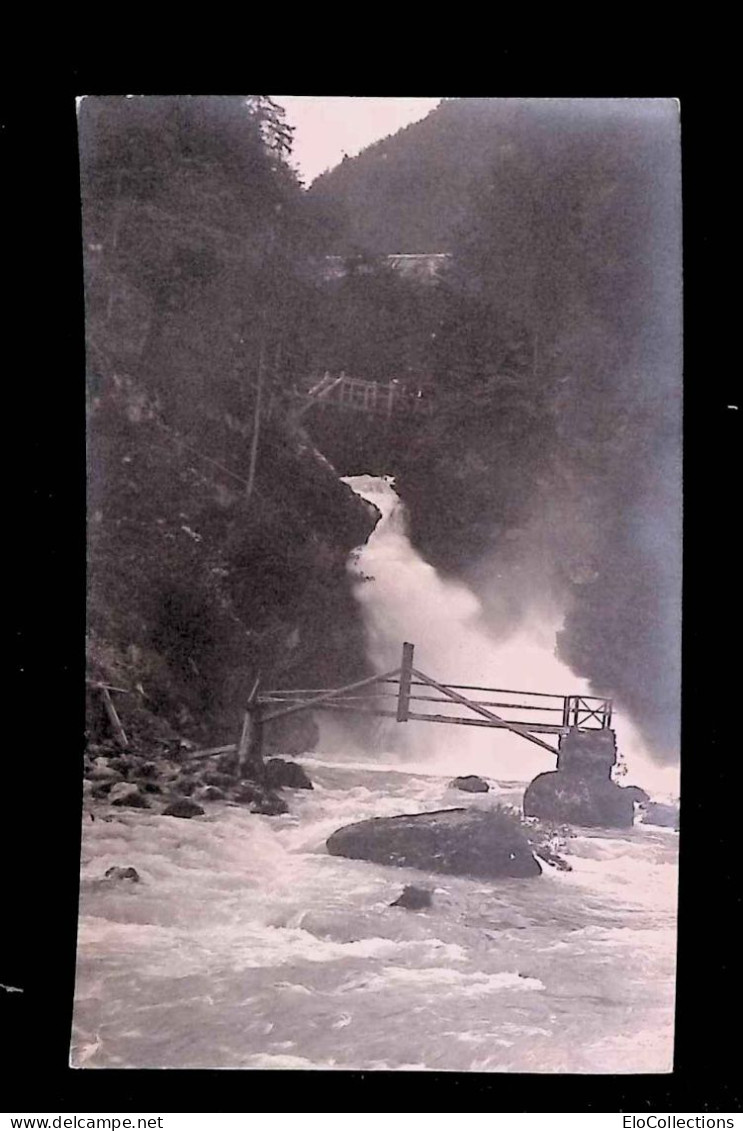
[203,771,236,789]
[110,782,150,808]
[137,761,159,779]
[162,798,205,819]
[233,781,263,805]
[230,780,288,814]
[263,758,313,791]
[140,781,163,794]
[449,774,489,793]
[250,792,289,816]
[88,759,123,784]
[172,776,197,796]
[327,807,541,879]
[86,742,111,758]
[196,785,225,802]
[523,772,635,828]
[91,782,113,799]
[108,756,136,776]
[156,760,181,782]
[390,885,433,910]
[104,866,140,882]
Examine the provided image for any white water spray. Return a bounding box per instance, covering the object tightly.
[341,475,679,797]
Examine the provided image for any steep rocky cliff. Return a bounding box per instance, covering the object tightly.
[86,368,377,755]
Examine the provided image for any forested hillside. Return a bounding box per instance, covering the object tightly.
[309,98,497,253]
[81,96,377,752]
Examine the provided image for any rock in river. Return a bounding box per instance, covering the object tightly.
[390,885,433,910]
[263,758,313,791]
[104,866,140,882]
[109,782,149,808]
[449,774,489,793]
[162,798,205,819]
[326,807,541,879]
[524,772,634,828]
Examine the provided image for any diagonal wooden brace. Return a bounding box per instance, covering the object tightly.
[411,667,559,754]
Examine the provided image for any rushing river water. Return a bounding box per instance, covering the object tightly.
[72,475,678,1071]
[72,762,677,1072]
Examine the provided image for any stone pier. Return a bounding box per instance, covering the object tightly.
[523,726,636,828]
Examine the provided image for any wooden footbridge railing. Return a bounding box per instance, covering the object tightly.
[291,373,431,420]
[182,642,613,776]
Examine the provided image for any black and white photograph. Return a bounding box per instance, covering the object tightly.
[71,95,682,1074]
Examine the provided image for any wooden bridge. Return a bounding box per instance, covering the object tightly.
[100,641,613,776]
[291,373,431,420]
[179,642,614,776]
[257,642,611,755]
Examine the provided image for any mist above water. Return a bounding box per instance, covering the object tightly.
[339,475,679,798]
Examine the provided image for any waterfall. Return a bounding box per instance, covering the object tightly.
[340,475,680,797]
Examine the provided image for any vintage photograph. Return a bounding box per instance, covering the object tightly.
[74,95,682,1072]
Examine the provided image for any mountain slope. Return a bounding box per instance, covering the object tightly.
[308,98,508,253]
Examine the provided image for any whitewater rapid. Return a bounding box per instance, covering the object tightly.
[72,763,677,1071]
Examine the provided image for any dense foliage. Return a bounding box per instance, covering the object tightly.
[81,96,376,746]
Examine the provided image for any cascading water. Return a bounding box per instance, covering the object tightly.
[340,475,680,798]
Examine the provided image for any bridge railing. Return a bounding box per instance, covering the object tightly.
[257,642,612,755]
[177,642,613,775]
[293,375,432,416]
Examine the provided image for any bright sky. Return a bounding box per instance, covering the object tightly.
[273,96,442,185]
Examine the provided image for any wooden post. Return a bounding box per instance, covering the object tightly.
[397,642,414,722]
[98,684,128,749]
[237,707,264,778]
[237,675,263,778]
[561,696,571,729]
[246,337,267,502]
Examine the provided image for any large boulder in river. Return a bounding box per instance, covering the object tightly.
[523,771,634,828]
[449,774,489,793]
[326,807,542,879]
